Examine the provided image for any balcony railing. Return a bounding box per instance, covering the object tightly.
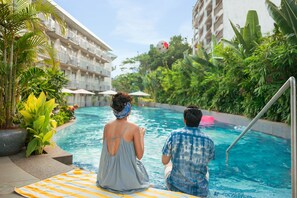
[78,81,86,89]
[214,15,223,31]
[78,59,89,70]
[58,51,69,64]
[67,30,79,45]
[214,0,223,16]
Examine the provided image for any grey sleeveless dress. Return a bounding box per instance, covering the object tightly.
[96,135,150,194]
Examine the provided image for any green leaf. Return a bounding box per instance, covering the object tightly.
[36,92,46,109]
[19,110,32,122]
[230,20,247,49]
[42,130,53,143]
[33,116,45,131]
[266,0,297,44]
[26,138,38,157]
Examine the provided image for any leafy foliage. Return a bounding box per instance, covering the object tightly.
[0,0,64,129]
[266,0,297,45]
[112,72,144,93]
[223,10,262,58]
[19,92,57,157]
[51,106,74,126]
[120,35,191,75]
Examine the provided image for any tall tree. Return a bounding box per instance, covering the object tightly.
[0,0,64,128]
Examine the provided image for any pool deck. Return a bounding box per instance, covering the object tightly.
[0,121,76,197]
[0,149,75,197]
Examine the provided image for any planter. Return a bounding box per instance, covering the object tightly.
[0,128,27,157]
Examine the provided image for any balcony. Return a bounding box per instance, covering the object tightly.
[67,81,79,89]
[214,15,223,32]
[87,64,95,72]
[44,18,56,32]
[197,14,204,28]
[206,2,212,17]
[214,0,223,17]
[88,81,110,91]
[87,45,96,54]
[68,56,78,66]
[58,51,69,64]
[198,0,204,12]
[67,30,79,45]
[206,14,212,27]
[95,66,111,77]
[78,81,87,89]
[216,29,223,41]
[58,52,79,67]
[78,59,89,70]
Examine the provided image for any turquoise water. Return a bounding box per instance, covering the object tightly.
[54,106,291,198]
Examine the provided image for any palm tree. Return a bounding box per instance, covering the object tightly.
[0,0,64,129]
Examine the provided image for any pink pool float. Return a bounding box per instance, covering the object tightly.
[200,115,215,125]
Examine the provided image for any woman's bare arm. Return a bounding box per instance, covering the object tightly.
[133,127,145,160]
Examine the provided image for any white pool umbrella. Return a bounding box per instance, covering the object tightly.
[73,89,95,95]
[98,90,117,95]
[61,88,75,94]
[129,91,150,97]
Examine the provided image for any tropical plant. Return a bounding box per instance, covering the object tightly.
[51,105,74,126]
[19,92,57,157]
[243,29,297,122]
[20,66,69,105]
[266,0,297,45]
[0,0,64,129]
[223,10,262,58]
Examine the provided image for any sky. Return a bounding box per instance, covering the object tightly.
[53,0,196,77]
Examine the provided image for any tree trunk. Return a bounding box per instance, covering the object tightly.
[0,42,7,128]
[7,36,14,128]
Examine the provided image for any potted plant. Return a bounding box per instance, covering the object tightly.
[0,0,64,156]
[19,92,57,157]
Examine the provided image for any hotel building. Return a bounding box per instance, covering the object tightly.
[39,1,116,107]
[192,0,280,52]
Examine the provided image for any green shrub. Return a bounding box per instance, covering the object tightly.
[19,92,57,157]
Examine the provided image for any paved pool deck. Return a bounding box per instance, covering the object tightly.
[0,121,75,198]
[0,151,75,197]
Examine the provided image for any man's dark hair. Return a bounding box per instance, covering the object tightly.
[183,105,202,127]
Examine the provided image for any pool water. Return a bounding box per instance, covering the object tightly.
[54,106,291,198]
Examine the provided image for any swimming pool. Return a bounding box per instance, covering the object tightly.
[54,106,291,197]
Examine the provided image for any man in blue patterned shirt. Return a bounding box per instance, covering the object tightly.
[162,105,215,197]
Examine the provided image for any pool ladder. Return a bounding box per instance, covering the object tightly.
[225,76,296,198]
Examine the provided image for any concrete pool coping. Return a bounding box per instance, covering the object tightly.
[140,102,291,139]
[0,121,76,197]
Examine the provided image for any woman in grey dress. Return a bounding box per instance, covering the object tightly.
[96,92,150,194]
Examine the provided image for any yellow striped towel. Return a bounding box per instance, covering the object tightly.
[15,169,198,197]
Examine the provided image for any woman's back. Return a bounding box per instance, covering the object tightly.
[96,120,150,194]
[104,120,134,155]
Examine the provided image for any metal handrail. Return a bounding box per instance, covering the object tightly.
[225,76,296,198]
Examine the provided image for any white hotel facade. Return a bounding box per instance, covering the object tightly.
[39,1,116,107]
[192,0,280,52]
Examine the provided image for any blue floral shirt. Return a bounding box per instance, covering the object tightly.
[162,127,215,197]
